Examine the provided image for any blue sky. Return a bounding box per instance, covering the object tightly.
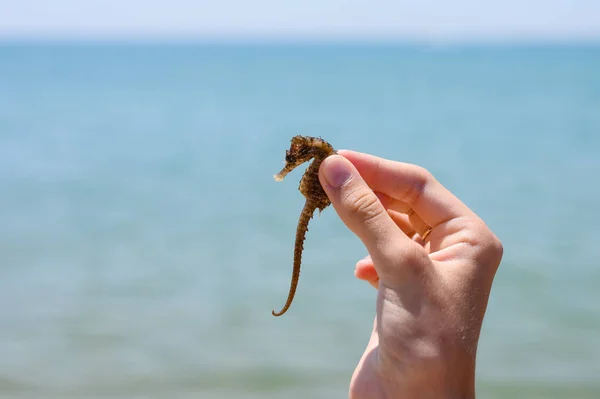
[1,0,599,41]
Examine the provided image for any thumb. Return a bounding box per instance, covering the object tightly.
[319,154,408,267]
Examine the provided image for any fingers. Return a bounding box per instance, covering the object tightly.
[386,209,417,238]
[319,155,425,273]
[355,255,379,289]
[378,191,430,239]
[338,150,476,228]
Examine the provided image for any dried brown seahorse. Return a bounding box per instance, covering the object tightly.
[272,135,337,317]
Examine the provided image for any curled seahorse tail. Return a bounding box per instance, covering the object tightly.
[272,202,315,317]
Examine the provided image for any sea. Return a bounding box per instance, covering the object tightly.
[0,42,599,399]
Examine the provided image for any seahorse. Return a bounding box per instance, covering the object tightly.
[272,135,337,316]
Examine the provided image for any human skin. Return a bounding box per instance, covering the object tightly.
[318,150,503,399]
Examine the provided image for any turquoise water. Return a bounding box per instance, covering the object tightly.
[1,43,599,398]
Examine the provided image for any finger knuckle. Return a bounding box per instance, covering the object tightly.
[468,220,504,270]
[400,164,431,205]
[346,188,384,224]
[486,233,504,266]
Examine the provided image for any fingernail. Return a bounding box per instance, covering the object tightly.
[323,155,352,188]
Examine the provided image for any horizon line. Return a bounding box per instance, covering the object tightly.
[1,34,600,47]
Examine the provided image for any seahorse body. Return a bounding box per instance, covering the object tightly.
[272,136,336,317]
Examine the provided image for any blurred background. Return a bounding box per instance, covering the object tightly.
[1,1,599,398]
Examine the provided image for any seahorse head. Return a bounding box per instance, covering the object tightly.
[274,135,334,181]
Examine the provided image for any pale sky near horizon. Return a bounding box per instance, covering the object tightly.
[1,0,599,41]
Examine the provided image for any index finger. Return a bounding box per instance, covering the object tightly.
[338,150,476,228]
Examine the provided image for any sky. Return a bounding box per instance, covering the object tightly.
[1,0,599,42]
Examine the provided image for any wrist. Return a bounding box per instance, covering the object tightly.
[376,339,476,399]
